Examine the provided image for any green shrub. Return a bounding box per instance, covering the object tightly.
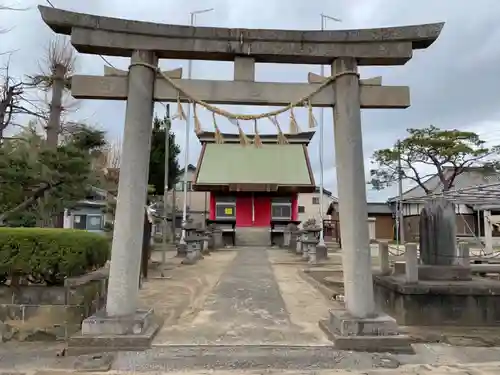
[0,228,110,286]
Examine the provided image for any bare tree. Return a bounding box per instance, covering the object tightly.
[28,37,77,147]
[0,58,47,142]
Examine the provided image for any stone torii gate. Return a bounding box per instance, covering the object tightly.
[39,6,443,350]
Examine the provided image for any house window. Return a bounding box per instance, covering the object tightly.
[312,197,320,205]
[73,214,103,231]
[86,215,103,231]
[215,196,236,219]
[298,205,305,213]
[271,197,292,220]
[175,181,193,191]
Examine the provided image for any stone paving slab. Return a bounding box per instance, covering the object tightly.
[109,345,500,372]
[6,359,500,374]
[142,251,237,330]
[153,247,325,345]
[268,250,334,345]
[2,345,500,373]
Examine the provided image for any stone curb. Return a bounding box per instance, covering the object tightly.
[7,361,500,374]
[298,268,340,302]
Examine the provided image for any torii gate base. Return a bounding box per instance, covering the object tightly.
[319,311,413,352]
[39,6,442,354]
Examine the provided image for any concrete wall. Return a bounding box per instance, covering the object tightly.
[168,169,209,226]
[0,269,108,341]
[297,191,334,224]
[374,275,500,326]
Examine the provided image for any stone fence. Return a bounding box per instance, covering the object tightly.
[0,268,108,342]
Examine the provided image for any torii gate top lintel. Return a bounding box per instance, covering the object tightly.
[38,5,443,65]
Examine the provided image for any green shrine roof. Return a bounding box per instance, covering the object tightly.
[193,132,315,191]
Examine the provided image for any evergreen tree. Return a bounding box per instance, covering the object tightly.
[148,113,181,195]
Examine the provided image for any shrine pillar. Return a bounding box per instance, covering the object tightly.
[331,57,375,318]
[106,50,157,317]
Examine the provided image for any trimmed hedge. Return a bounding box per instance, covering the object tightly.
[0,228,110,285]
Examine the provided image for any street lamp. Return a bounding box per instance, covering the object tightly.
[180,7,215,244]
[318,13,342,247]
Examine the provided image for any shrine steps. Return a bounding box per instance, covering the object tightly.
[235,227,271,247]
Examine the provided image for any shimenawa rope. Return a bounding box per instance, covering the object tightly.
[129,61,359,145]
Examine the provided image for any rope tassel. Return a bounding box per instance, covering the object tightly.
[235,120,251,146]
[193,103,202,134]
[253,119,262,148]
[270,116,288,145]
[289,107,300,134]
[212,112,224,144]
[172,93,186,120]
[307,100,317,129]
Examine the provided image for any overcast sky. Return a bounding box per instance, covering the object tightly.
[2,0,500,202]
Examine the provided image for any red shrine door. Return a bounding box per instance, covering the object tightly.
[235,194,271,227]
[236,195,252,227]
[253,195,271,227]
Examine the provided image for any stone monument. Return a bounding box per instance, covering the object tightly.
[418,198,470,281]
[419,198,456,265]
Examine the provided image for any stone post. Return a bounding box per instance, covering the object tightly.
[215,228,224,249]
[484,210,493,255]
[367,217,376,242]
[457,242,470,268]
[289,226,298,252]
[404,243,418,283]
[302,229,310,260]
[284,226,291,248]
[331,57,375,318]
[106,50,157,317]
[308,240,317,264]
[202,231,211,255]
[295,230,303,255]
[286,223,297,252]
[378,241,390,275]
[195,228,205,259]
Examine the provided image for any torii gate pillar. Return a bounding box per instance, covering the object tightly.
[332,57,375,318]
[320,57,412,350]
[106,50,157,317]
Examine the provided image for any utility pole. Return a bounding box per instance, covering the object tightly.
[171,187,177,242]
[318,13,342,247]
[180,7,215,244]
[162,104,170,272]
[397,141,405,246]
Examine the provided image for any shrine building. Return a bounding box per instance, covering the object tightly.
[193,131,316,245]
